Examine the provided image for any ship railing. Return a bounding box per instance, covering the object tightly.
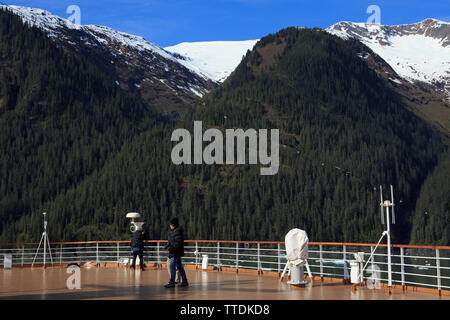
[1,240,449,294]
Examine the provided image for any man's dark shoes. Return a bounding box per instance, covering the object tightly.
[179,282,189,287]
[164,283,176,288]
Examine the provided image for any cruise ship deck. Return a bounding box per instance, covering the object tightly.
[0,265,447,300]
[1,240,449,300]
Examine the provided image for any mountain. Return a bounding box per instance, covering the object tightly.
[7,4,449,121]
[168,20,450,133]
[327,19,450,135]
[0,5,217,115]
[165,19,450,101]
[165,40,258,82]
[164,20,450,133]
[7,26,445,244]
[326,19,450,96]
[0,7,166,241]
[0,6,447,244]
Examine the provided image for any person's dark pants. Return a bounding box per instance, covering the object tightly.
[132,249,144,269]
[169,257,187,284]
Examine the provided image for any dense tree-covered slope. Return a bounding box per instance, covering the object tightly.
[185,28,447,244]
[410,152,450,245]
[0,10,447,244]
[0,9,166,241]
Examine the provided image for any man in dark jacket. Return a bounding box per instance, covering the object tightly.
[131,227,146,270]
[164,217,188,287]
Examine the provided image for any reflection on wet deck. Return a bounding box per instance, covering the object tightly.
[0,267,446,300]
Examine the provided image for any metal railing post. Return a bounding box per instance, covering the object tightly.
[96,242,99,265]
[157,242,161,268]
[235,243,239,272]
[217,242,221,271]
[117,242,119,264]
[277,243,281,274]
[319,244,323,280]
[21,246,24,267]
[436,249,441,295]
[195,242,198,269]
[343,245,349,281]
[43,236,46,267]
[59,243,62,265]
[257,243,261,274]
[369,246,376,284]
[400,247,405,290]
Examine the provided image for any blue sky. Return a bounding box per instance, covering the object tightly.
[5,0,450,47]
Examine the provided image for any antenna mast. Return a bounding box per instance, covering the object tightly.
[356,185,396,294]
[379,185,396,291]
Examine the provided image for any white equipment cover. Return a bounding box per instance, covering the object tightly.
[285,228,309,268]
[126,212,141,219]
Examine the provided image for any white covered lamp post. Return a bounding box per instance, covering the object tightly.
[284,228,309,287]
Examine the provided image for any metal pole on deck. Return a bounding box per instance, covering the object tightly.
[43,228,46,267]
[117,242,119,265]
[235,243,239,273]
[217,242,221,271]
[386,205,392,289]
[319,244,323,281]
[379,185,396,294]
[436,249,441,296]
[277,244,281,275]
[400,247,405,290]
[157,242,160,268]
[343,245,349,283]
[195,242,198,269]
[257,243,261,275]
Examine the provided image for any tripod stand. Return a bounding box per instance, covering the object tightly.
[32,213,53,268]
[280,259,312,281]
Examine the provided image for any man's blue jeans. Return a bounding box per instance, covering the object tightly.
[169,257,188,284]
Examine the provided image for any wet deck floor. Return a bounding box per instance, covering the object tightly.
[0,267,446,300]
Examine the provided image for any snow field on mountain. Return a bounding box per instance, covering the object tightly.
[165,40,258,82]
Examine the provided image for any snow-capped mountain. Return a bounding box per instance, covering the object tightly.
[166,19,450,98]
[2,4,449,105]
[327,19,450,99]
[165,40,258,82]
[0,5,216,111]
[2,4,256,89]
